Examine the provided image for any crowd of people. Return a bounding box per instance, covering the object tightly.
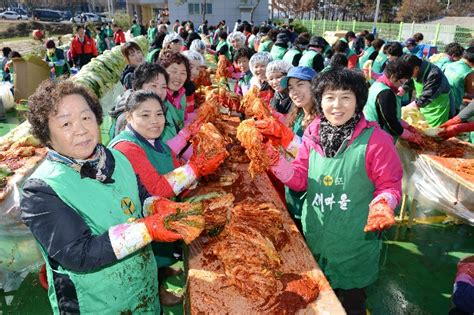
[14,16,474,315]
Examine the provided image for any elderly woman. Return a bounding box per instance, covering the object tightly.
[228,31,246,54]
[249,51,273,103]
[20,80,184,314]
[266,59,293,115]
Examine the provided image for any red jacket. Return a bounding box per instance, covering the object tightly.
[113,141,181,197]
[114,29,126,45]
[70,35,98,59]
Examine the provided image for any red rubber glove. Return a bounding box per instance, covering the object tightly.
[138,213,183,242]
[255,118,294,148]
[439,116,462,128]
[189,151,227,177]
[180,118,204,140]
[147,196,182,217]
[364,199,395,233]
[438,122,474,139]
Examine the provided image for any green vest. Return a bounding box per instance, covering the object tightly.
[46,50,68,76]
[414,64,450,127]
[364,81,401,142]
[358,46,375,69]
[433,55,451,71]
[131,24,141,37]
[108,131,179,268]
[216,40,231,61]
[29,150,159,314]
[147,27,157,43]
[285,111,305,220]
[95,32,107,54]
[372,51,388,74]
[109,129,175,175]
[270,45,287,61]
[258,39,273,53]
[444,60,472,111]
[299,50,319,68]
[146,48,160,63]
[161,99,184,143]
[283,49,301,65]
[303,127,380,290]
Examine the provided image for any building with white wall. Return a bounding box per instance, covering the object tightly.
[168,0,269,28]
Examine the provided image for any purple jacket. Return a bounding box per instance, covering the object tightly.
[272,115,403,205]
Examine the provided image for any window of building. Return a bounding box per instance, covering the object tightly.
[188,3,200,15]
[188,2,212,15]
[202,3,212,14]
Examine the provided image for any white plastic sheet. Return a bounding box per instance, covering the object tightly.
[397,141,474,225]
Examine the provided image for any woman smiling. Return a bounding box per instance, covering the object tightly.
[20,80,188,314]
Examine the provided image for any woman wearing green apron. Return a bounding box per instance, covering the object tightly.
[109,90,226,304]
[364,58,423,144]
[264,68,403,313]
[402,54,451,127]
[21,80,189,314]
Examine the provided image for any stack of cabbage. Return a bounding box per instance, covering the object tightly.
[72,36,148,99]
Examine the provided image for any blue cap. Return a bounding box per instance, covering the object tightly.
[280,66,317,89]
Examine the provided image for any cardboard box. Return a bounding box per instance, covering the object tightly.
[12,56,50,102]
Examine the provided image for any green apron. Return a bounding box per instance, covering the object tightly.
[302,127,381,290]
[29,150,159,314]
[96,32,107,54]
[258,39,273,53]
[285,111,306,220]
[299,50,319,68]
[433,55,451,71]
[371,51,388,74]
[282,49,301,65]
[147,27,157,43]
[109,130,179,268]
[364,81,401,142]
[444,60,472,111]
[131,24,141,37]
[358,46,375,69]
[108,130,175,175]
[414,64,450,127]
[161,99,184,143]
[46,50,67,76]
[146,48,160,63]
[270,45,287,61]
[216,40,232,61]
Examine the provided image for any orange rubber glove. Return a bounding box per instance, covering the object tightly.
[364,199,395,233]
[255,118,294,148]
[138,213,183,242]
[189,151,227,177]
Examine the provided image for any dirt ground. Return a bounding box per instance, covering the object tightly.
[0,20,72,55]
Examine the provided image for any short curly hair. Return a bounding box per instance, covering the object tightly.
[27,80,103,145]
[312,68,368,115]
[158,50,191,83]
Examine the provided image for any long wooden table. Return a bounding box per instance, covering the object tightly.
[184,150,345,314]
